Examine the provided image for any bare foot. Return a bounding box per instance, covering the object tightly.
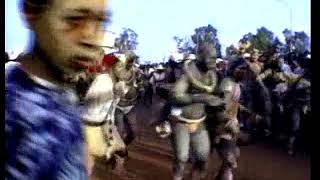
[111,155,136,179]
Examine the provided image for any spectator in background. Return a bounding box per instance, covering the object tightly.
[248,49,263,76]
[292,60,304,75]
[216,58,228,83]
[279,58,293,75]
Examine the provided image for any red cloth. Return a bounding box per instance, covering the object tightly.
[87,54,118,74]
[87,66,98,73]
[102,54,118,68]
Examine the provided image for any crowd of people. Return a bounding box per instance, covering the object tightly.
[136,44,311,157]
[5,0,310,180]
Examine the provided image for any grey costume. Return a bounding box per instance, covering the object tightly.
[209,77,242,180]
[208,59,254,180]
[257,68,301,135]
[168,43,225,180]
[283,76,310,155]
[111,56,139,146]
[170,59,220,180]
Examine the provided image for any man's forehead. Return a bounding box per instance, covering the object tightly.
[203,49,216,56]
[52,0,109,15]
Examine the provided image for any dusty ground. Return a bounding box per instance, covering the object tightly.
[90,96,310,180]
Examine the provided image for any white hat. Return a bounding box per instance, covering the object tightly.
[243,53,251,58]
[185,54,196,60]
[156,64,165,70]
[216,58,224,63]
[149,68,155,73]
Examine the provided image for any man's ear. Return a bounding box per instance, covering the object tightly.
[22,13,39,30]
[19,1,43,29]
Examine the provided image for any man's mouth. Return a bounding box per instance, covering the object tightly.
[70,57,95,70]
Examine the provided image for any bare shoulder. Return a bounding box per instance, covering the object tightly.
[112,61,125,72]
[183,60,197,73]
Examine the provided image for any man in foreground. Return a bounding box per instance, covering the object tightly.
[5,0,110,179]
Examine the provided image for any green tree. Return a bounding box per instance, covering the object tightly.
[173,36,196,54]
[237,27,280,54]
[282,29,310,55]
[239,32,255,44]
[282,28,294,54]
[115,28,138,53]
[293,31,310,54]
[252,27,275,52]
[191,24,222,57]
[225,45,238,59]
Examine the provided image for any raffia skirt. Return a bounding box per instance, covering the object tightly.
[83,125,108,158]
[83,123,127,160]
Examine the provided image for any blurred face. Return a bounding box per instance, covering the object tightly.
[258,56,266,63]
[125,58,136,69]
[278,58,284,66]
[30,0,109,77]
[239,47,246,54]
[220,62,227,70]
[234,68,247,81]
[238,44,247,55]
[198,44,217,70]
[251,53,260,62]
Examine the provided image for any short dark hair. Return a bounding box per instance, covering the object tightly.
[227,58,248,76]
[5,52,10,63]
[21,0,52,14]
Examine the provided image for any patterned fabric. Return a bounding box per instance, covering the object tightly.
[5,62,87,180]
[281,63,293,74]
[224,82,241,122]
[231,83,241,102]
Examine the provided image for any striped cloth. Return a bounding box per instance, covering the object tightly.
[5,62,87,180]
[232,83,241,102]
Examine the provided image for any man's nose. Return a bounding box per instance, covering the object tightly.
[80,23,103,50]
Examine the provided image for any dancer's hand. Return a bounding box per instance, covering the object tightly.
[155,121,172,138]
[114,81,129,97]
[84,144,94,176]
[303,105,310,114]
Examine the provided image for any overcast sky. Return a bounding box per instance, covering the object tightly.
[5,0,310,63]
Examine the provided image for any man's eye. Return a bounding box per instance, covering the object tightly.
[98,17,108,22]
[66,16,86,24]
[67,16,84,20]
[96,19,110,30]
